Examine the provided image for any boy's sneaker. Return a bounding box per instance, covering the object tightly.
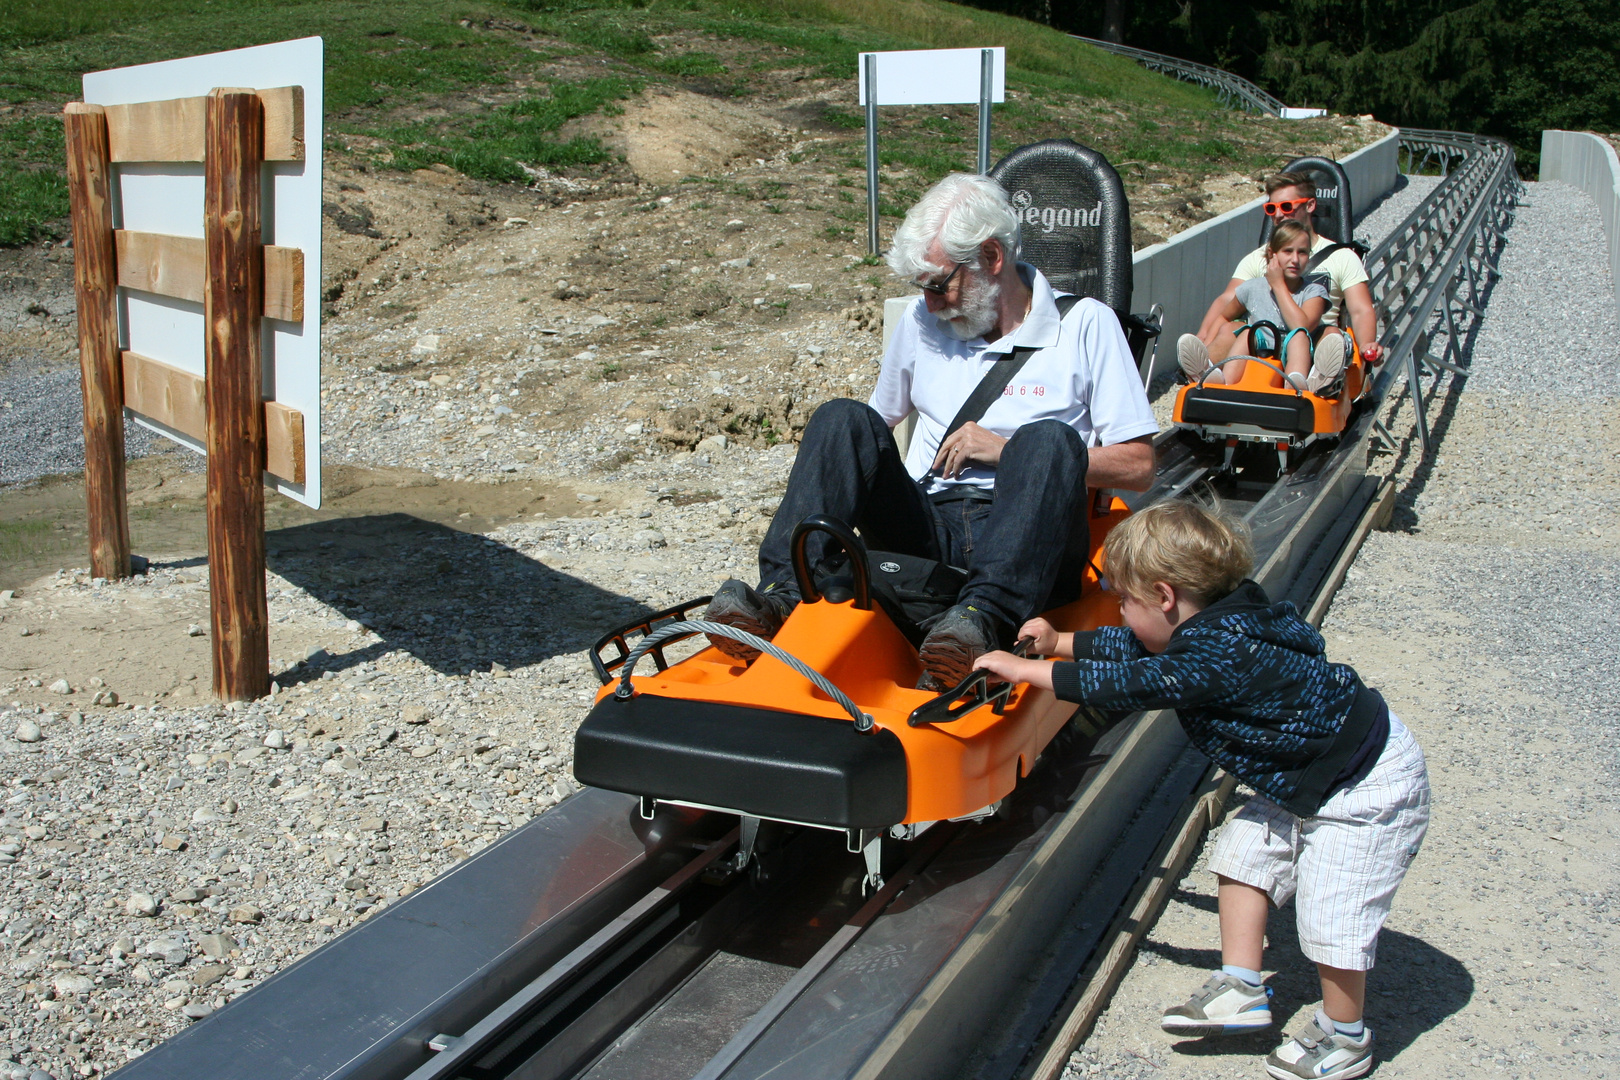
[703,580,798,663]
[1265,1012,1374,1080]
[1159,971,1270,1036]
[1160,971,1274,1036]
[1178,334,1212,383]
[1307,332,1347,394]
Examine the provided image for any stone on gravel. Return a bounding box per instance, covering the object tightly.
[181,1002,213,1020]
[47,678,69,694]
[198,933,236,959]
[52,973,93,996]
[13,719,41,743]
[190,965,229,988]
[228,904,262,924]
[186,623,205,637]
[263,729,287,749]
[126,892,159,917]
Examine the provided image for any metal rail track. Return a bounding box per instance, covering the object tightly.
[107,66,1516,1080]
[1069,35,1286,115]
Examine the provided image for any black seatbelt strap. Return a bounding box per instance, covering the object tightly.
[1305,242,1352,273]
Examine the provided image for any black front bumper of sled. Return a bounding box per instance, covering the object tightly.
[574,694,908,829]
[1180,386,1316,434]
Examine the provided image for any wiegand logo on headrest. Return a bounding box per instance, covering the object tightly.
[1315,185,1339,200]
[1012,189,1102,233]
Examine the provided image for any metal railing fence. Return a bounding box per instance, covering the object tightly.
[1364,130,1519,456]
[1070,35,1286,115]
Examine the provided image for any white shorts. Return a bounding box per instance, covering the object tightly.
[1207,714,1430,971]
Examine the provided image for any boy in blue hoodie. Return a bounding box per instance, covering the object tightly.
[974,501,1429,1080]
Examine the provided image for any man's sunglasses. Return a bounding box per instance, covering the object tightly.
[1263,198,1314,216]
[913,261,964,295]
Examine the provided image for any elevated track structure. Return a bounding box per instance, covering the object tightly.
[111,45,1517,1080]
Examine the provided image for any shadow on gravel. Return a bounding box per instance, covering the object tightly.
[1144,887,1473,1062]
[265,513,655,682]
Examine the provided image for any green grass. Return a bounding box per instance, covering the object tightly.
[0,0,1248,245]
[0,517,52,565]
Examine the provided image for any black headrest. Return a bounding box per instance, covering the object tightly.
[989,140,1132,317]
[1259,156,1355,246]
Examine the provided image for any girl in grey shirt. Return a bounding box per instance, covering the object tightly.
[1190,220,1333,390]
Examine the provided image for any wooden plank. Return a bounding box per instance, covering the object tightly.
[260,86,305,163]
[265,402,306,484]
[121,351,206,441]
[120,352,305,485]
[104,85,303,162]
[115,230,303,322]
[64,102,132,581]
[204,87,269,702]
[263,243,304,322]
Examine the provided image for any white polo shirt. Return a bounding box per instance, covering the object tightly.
[869,263,1159,494]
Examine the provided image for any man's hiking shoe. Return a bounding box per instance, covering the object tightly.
[1160,972,1274,1036]
[703,580,798,663]
[1265,1012,1373,1080]
[1178,334,1212,383]
[1307,331,1347,394]
[916,604,1001,692]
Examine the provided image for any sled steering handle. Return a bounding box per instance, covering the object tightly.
[789,515,873,610]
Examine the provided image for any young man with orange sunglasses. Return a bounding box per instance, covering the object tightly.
[1180,171,1383,387]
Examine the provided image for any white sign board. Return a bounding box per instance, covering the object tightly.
[1280,107,1328,120]
[857,48,1006,106]
[83,37,324,508]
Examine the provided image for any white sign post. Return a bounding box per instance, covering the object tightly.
[857,47,1007,253]
[82,37,325,508]
[67,37,324,700]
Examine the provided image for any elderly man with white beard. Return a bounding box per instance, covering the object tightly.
[704,172,1158,690]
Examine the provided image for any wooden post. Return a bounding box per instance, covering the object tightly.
[204,88,268,701]
[64,103,132,581]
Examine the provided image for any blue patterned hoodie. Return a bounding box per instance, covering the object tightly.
[1050,580,1384,816]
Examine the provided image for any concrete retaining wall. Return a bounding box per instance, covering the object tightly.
[1540,130,1620,323]
[883,128,1402,383]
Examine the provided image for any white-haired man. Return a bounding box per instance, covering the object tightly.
[705,173,1158,689]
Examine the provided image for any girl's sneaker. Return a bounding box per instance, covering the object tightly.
[1307,332,1347,394]
[1178,334,1213,383]
[1160,971,1273,1036]
[1265,1012,1374,1080]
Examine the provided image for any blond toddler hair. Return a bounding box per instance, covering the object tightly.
[1103,501,1254,606]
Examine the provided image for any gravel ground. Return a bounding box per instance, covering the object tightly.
[0,373,185,488]
[1068,180,1620,1079]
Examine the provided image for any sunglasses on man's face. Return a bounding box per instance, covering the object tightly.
[913,261,964,295]
[1263,198,1314,216]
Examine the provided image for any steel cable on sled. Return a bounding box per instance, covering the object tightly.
[613,619,875,731]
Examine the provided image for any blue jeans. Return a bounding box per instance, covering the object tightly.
[758,399,1092,632]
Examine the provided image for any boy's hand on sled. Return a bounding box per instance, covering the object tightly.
[973,651,1055,691]
[1018,618,1061,656]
